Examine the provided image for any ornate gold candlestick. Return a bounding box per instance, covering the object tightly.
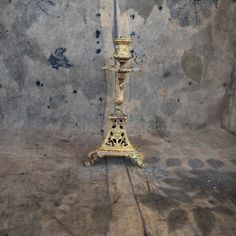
[85,37,146,168]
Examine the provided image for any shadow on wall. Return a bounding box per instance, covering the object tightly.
[222,69,236,135]
[120,0,218,26]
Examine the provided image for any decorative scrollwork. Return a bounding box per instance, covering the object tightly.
[105,118,129,148]
[130,153,147,168]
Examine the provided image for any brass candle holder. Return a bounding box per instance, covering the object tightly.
[85,37,146,168]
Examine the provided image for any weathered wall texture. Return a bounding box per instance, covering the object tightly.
[121,0,236,136]
[222,69,236,135]
[0,0,235,137]
[0,0,107,134]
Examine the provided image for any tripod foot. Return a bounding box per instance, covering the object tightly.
[130,152,147,168]
[84,150,100,167]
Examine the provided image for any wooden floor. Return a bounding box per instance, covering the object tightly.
[0,128,236,236]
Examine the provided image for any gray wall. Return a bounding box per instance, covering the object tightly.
[222,69,236,135]
[0,0,106,134]
[0,0,235,136]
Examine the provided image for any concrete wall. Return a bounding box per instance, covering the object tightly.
[0,0,235,137]
[0,0,107,134]
[222,69,236,135]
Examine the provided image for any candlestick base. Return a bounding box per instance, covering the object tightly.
[85,115,146,168]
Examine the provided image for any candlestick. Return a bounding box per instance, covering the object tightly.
[85,37,146,168]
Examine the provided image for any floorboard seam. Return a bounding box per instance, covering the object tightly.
[29,197,76,236]
[104,158,111,236]
[124,159,149,236]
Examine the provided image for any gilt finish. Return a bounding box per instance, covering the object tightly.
[85,37,146,168]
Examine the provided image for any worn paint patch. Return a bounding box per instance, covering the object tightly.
[21,0,57,28]
[188,159,204,169]
[166,158,182,167]
[83,79,105,100]
[3,56,26,90]
[137,192,178,213]
[191,25,214,58]
[166,0,218,27]
[212,206,235,216]
[193,207,216,236]
[222,68,236,134]
[47,95,66,109]
[0,1,49,90]
[0,105,4,122]
[161,98,181,116]
[0,23,7,40]
[48,48,73,70]
[133,52,146,65]
[138,184,193,213]
[206,159,224,169]
[148,115,169,137]
[160,188,192,203]
[148,156,160,164]
[163,169,236,207]
[119,0,164,20]
[231,159,236,166]
[162,71,171,78]
[181,51,202,82]
[167,209,188,232]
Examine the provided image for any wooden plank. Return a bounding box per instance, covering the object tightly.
[0,129,236,236]
[106,158,144,236]
[126,131,236,236]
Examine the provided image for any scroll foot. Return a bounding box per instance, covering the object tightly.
[84,150,100,167]
[130,152,147,168]
[84,160,94,167]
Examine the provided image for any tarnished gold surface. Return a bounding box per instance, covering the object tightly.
[115,74,125,106]
[113,38,132,60]
[99,115,134,152]
[102,65,141,73]
[86,37,146,168]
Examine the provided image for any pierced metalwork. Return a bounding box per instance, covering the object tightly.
[85,37,146,168]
